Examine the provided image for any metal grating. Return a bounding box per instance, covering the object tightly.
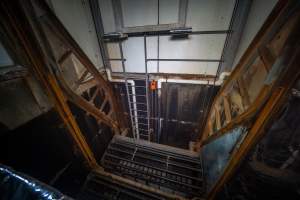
[101,135,205,198]
[78,171,168,200]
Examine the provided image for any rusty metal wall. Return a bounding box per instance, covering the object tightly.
[160,82,219,149]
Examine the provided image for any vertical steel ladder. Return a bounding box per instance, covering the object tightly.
[119,41,151,141]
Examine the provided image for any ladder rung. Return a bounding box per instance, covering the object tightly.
[135,128,149,132]
[128,94,146,97]
[139,133,149,136]
[138,122,149,126]
[130,85,146,88]
[131,109,148,113]
[139,135,149,138]
[130,117,149,123]
[140,129,149,133]
[136,116,149,120]
[132,116,148,121]
[129,102,147,106]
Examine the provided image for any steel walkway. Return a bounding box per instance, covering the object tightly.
[101,135,205,198]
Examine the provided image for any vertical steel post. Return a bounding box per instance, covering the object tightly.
[144,36,151,141]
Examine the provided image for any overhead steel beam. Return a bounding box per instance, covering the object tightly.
[103,29,230,38]
[147,58,222,62]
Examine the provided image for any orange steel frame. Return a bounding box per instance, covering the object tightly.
[201,0,300,198]
[0,0,128,168]
[196,0,300,149]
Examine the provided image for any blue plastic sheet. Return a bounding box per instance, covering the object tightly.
[201,126,247,191]
[0,164,71,200]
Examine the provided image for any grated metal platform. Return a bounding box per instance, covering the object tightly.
[101,135,205,198]
[78,171,170,200]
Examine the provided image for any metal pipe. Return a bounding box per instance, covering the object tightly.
[156,1,160,142]
[189,30,231,35]
[128,83,140,138]
[121,30,231,38]
[119,42,139,139]
[105,68,141,140]
[147,58,222,62]
[144,35,151,141]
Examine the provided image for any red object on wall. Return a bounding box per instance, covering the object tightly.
[150,80,157,90]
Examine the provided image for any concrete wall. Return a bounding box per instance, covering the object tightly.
[0,42,52,130]
[100,0,235,75]
[232,0,278,68]
[45,0,279,76]
[0,78,51,130]
[47,0,104,70]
